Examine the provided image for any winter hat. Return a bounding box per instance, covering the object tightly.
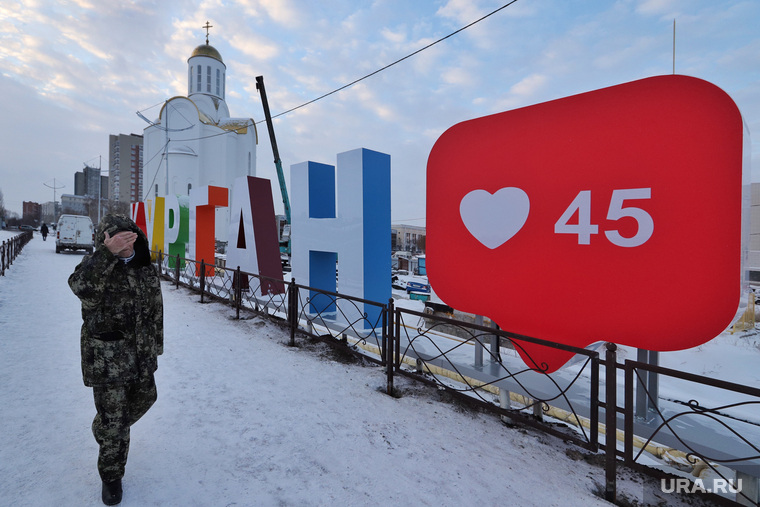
[96,214,152,267]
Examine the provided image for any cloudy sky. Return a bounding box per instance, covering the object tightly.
[1,0,758,224]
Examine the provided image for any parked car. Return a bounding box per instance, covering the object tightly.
[19,225,35,231]
[56,215,94,254]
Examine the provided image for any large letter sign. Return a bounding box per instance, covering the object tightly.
[427,75,749,373]
[227,176,285,296]
[165,194,189,268]
[130,202,148,236]
[132,199,165,261]
[190,185,228,276]
[291,148,391,331]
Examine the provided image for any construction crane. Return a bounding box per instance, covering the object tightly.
[255,76,291,260]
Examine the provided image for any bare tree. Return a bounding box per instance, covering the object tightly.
[104,199,130,216]
[416,235,426,254]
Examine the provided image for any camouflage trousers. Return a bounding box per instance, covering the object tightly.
[91,375,157,482]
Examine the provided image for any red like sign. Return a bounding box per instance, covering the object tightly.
[427,75,747,373]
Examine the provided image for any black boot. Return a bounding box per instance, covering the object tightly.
[102,479,122,505]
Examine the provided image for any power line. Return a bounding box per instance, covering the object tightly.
[259,0,521,123]
[142,140,169,201]
[136,0,520,142]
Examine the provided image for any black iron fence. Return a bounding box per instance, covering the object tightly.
[623,360,760,506]
[391,305,601,450]
[1,231,33,276]
[153,250,760,506]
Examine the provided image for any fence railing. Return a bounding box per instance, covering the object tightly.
[391,305,601,450]
[623,360,760,506]
[1,231,33,276]
[152,250,760,506]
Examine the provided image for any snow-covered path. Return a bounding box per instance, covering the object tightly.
[0,231,683,506]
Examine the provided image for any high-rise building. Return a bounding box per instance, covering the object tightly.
[109,133,144,206]
[74,165,108,200]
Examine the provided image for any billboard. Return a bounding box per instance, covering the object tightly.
[427,75,749,372]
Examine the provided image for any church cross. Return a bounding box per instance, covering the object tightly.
[203,21,213,44]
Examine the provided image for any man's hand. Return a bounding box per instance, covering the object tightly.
[104,231,137,258]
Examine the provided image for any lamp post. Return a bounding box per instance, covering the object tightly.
[43,178,65,223]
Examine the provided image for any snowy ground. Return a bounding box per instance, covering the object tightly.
[0,230,728,506]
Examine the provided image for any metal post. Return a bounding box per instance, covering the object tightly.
[175,254,180,288]
[490,320,499,358]
[635,349,649,420]
[647,351,659,415]
[624,361,634,463]
[605,342,618,503]
[199,260,206,303]
[394,307,402,375]
[382,298,390,368]
[474,314,484,368]
[235,266,241,320]
[288,279,297,346]
[386,298,394,395]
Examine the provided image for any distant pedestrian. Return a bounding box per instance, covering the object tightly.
[68,214,163,506]
[40,223,48,241]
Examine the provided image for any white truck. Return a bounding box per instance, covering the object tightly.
[56,215,94,254]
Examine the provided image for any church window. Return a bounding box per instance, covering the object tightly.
[222,72,225,98]
[197,65,201,92]
[188,67,191,95]
[207,66,211,92]
[187,183,192,195]
[216,69,220,95]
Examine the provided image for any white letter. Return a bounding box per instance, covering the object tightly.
[291,149,391,331]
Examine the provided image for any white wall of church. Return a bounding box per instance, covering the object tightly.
[142,42,258,244]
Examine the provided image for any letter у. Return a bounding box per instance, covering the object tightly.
[291,148,391,332]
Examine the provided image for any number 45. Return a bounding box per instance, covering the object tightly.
[554,188,653,247]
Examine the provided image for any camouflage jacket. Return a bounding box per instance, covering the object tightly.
[68,214,163,387]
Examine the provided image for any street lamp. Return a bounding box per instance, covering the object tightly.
[43,178,65,223]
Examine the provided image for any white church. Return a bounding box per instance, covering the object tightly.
[142,25,258,234]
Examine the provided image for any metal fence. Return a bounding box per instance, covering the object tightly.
[153,250,760,506]
[390,305,601,450]
[623,359,760,506]
[1,231,33,276]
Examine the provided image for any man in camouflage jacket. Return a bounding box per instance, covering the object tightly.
[69,214,163,506]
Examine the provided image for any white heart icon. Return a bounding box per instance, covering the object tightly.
[460,187,530,249]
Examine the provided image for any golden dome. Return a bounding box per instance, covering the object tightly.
[190,44,223,63]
